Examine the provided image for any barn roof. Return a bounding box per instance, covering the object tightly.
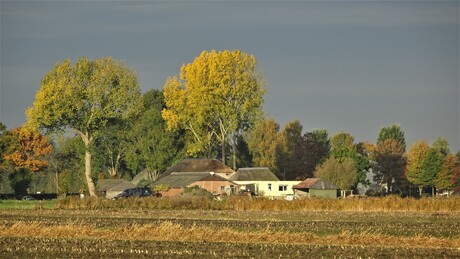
[230,167,279,181]
[160,159,235,179]
[293,178,338,190]
[96,179,137,192]
[152,172,237,188]
[151,172,211,188]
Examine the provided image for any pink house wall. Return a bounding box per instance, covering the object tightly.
[189,180,237,195]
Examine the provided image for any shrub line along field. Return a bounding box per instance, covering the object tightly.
[1,200,460,258]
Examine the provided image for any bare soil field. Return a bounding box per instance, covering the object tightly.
[1,209,459,258]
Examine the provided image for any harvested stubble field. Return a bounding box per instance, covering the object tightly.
[0,198,460,258]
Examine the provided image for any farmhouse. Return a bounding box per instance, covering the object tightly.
[96,179,136,199]
[235,180,301,199]
[231,167,300,198]
[293,178,338,199]
[151,172,239,197]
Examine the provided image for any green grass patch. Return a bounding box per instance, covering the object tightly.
[0,200,56,210]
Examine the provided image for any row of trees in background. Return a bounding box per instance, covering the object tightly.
[406,140,459,196]
[1,51,459,196]
[2,114,458,197]
[248,121,460,196]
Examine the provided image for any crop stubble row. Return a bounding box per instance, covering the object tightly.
[0,213,459,238]
[0,210,459,258]
[1,237,459,258]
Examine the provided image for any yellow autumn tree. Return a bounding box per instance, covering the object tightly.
[434,154,458,196]
[3,127,52,172]
[405,141,430,195]
[162,50,266,168]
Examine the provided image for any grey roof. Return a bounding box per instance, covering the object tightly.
[230,167,279,181]
[151,172,211,188]
[96,179,137,192]
[293,178,338,190]
[160,159,235,179]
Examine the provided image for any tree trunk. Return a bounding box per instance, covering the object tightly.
[152,169,160,182]
[55,170,59,194]
[79,131,96,197]
[50,159,59,194]
[85,149,96,196]
[221,138,226,166]
[107,153,120,178]
[228,133,237,170]
[418,186,423,197]
[432,187,435,197]
[232,137,237,170]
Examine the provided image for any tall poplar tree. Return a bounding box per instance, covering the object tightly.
[162,50,265,168]
[26,57,141,196]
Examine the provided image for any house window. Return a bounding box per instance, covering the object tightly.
[279,185,288,192]
[268,183,272,191]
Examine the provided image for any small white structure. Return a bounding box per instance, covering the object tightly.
[234,181,301,198]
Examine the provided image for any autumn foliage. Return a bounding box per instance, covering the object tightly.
[162,49,265,162]
[3,127,52,172]
[372,139,406,192]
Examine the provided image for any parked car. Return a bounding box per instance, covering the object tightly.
[113,187,153,199]
[21,195,35,200]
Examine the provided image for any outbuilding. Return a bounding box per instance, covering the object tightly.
[293,178,338,199]
[96,179,137,199]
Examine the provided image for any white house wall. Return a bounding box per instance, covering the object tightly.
[234,181,301,197]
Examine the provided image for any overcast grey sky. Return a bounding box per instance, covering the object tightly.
[1,1,459,151]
